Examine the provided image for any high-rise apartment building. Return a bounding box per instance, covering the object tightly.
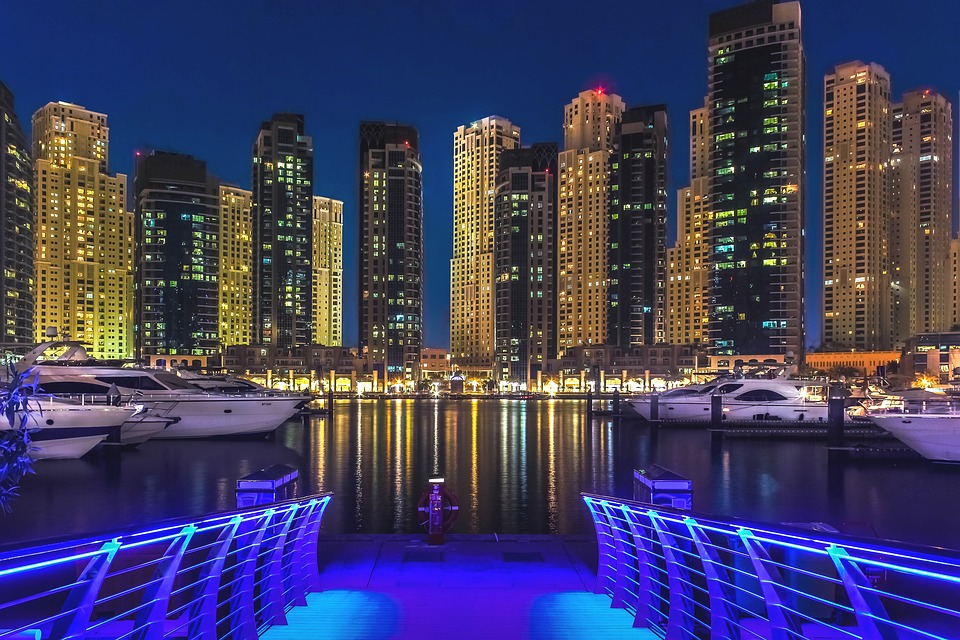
[493,143,558,385]
[607,105,669,348]
[219,185,252,349]
[890,90,954,342]
[0,81,34,345]
[451,116,520,372]
[822,61,892,350]
[666,103,711,345]
[360,122,423,381]
[32,102,132,358]
[312,195,343,347]
[707,0,805,357]
[134,152,219,361]
[557,90,625,354]
[252,114,314,348]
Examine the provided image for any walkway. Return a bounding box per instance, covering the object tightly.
[261,534,653,640]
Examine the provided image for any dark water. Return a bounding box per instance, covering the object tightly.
[3,399,960,550]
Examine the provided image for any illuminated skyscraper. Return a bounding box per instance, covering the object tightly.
[32,102,132,358]
[0,81,34,344]
[890,89,954,342]
[134,152,219,363]
[252,114,314,348]
[707,0,805,358]
[360,122,422,381]
[822,61,892,350]
[666,104,711,346]
[607,105,669,348]
[312,195,342,347]
[219,185,252,348]
[557,89,624,353]
[494,143,557,385]
[451,116,519,373]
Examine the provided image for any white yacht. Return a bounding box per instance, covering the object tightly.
[2,397,138,459]
[16,342,310,439]
[865,391,960,462]
[628,375,830,423]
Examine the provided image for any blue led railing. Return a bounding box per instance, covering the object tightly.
[583,493,960,639]
[0,492,332,640]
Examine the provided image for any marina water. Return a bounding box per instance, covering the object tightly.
[2,399,959,550]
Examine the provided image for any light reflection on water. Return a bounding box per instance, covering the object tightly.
[2,399,960,550]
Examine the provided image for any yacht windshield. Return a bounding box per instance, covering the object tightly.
[153,372,203,390]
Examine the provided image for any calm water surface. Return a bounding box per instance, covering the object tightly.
[3,399,960,549]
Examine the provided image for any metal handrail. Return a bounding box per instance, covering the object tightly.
[0,492,332,639]
[582,493,960,639]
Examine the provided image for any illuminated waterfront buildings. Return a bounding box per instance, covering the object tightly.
[0,81,33,345]
[252,114,314,348]
[134,152,219,362]
[607,105,668,348]
[360,122,423,381]
[494,143,558,385]
[451,116,520,373]
[822,61,892,350]
[312,195,343,347]
[32,102,132,358]
[707,0,805,357]
[218,185,253,349]
[557,89,624,354]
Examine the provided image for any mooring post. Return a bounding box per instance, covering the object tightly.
[650,393,659,421]
[828,388,845,448]
[711,394,723,428]
[327,386,335,417]
[586,389,594,420]
[613,388,620,417]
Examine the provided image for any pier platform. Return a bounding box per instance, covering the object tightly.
[261,534,652,640]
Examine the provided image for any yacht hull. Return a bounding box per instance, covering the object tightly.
[147,395,308,439]
[120,413,177,445]
[628,398,829,422]
[6,402,136,460]
[868,414,960,462]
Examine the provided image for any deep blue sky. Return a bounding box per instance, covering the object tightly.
[2,0,957,350]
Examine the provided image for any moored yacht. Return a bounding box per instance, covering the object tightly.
[15,342,310,439]
[628,375,830,423]
[864,390,960,462]
[1,397,138,459]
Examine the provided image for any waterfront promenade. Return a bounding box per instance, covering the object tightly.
[263,534,649,640]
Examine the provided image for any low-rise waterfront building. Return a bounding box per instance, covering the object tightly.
[804,351,900,376]
[542,344,705,392]
[901,332,960,383]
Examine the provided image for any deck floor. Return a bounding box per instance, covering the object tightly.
[261,534,655,639]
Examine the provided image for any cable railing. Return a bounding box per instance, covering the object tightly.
[0,492,331,640]
[582,493,960,639]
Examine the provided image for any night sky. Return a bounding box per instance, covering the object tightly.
[2,0,957,350]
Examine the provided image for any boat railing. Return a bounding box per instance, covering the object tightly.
[0,492,332,639]
[865,396,960,416]
[582,493,960,638]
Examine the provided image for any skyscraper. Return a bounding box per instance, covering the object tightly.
[557,89,625,354]
[822,61,892,350]
[219,185,253,349]
[32,102,132,358]
[313,195,343,347]
[451,116,520,373]
[360,122,423,382]
[607,105,669,348]
[707,0,805,357]
[252,114,314,348]
[494,143,558,386]
[666,103,711,346]
[890,89,954,342]
[134,152,219,363]
[0,81,34,345]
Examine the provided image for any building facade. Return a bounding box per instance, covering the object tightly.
[607,105,669,348]
[252,114,314,348]
[312,195,343,347]
[707,0,805,358]
[219,185,253,349]
[493,143,558,385]
[359,122,423,382]
[451,116,520,373]
[0,81,34,345]
[822,61,892,350]
[32,102,132,358]
[134,152,219,361]
[557,90,625,354]
[890,90,954,343]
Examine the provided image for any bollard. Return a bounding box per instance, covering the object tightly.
[827,395,845,448]
[586,389,593,420]
[327,386,335,416]
[711,394,723,428]
[650,393,659,421]
[613,388,620,417]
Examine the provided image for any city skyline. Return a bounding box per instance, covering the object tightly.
[2,0,958,349]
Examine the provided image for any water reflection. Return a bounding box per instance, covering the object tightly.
[2,400,960,550]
